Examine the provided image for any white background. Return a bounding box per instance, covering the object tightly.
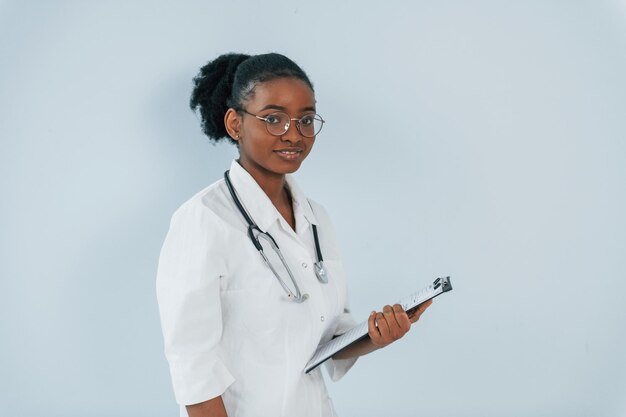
[1,1,625,416]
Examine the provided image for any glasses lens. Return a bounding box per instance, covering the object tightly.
[263,112,325,137]
[298,114,324,137]
[265,112,290,136]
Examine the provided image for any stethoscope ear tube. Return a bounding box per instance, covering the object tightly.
[224,170,256,228]
[312,225,323,263]
[247,226,263,251]
[248,223,280,252]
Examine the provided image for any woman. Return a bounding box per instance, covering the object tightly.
[156,52,432,417]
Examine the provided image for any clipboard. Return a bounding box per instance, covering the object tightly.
[305,276,453,373]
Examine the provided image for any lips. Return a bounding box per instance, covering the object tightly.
[274,148,304,160]
[274,148,303,154]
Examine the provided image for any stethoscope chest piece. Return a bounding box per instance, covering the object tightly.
[314,261,328,283]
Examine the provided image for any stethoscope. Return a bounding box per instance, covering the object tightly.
[224,170,328,303]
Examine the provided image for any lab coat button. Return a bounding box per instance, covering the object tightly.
[320,315,325,322]
[302,262,308,268]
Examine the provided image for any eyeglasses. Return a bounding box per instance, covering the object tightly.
[239,109,325,138]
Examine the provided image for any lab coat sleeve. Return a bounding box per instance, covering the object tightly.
[156,201,235,405]
[324,301,359,381]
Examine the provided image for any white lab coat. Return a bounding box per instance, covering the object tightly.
[156,160,358,417]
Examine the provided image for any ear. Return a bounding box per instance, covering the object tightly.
[224,108,242,140]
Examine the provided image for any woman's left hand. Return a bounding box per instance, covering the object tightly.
[367,300,433,348]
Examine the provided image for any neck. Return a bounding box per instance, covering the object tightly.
[259,174,288,204]
[237,159,288,205]
[236,158,296,230]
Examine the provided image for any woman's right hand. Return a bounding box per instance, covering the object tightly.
[367,300,433,348]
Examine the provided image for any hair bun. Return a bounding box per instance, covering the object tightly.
[190,53,250,141]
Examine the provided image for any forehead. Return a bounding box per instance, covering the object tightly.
[247,77,316,110]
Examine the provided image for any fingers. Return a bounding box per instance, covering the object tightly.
[376,311,391,340]
[382,305,397,338]
[393,304,411,333]
[383,305,410,340]
[368,304,411,347]
[368,301,433,347]
[408,299,433,323]
[367,310,392,347]
[368,311,384,347]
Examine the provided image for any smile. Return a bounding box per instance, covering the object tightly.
[274,149,303,160]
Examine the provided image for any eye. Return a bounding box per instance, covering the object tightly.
[264,114,282,124]
[300,115,315,126]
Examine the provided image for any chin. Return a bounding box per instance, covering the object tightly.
[276,161,303,174]
[270,156,306,174]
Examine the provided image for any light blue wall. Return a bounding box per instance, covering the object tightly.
[1,1,625,416]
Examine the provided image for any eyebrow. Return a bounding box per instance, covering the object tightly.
[259,104,317,113]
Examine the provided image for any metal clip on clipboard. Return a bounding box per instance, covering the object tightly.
[304,276,453,374]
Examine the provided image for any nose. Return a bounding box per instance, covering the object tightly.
[280,118,302,142]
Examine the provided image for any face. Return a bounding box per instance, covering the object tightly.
[225,77,317,181]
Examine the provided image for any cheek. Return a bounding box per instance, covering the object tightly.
[240,133,276,153]
[241,120,271,143]
[304,139,315,156]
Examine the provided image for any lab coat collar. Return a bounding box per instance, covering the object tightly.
[285,172,319,234]
[227,160,318,234]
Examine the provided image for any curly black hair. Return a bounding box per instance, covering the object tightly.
[189,52,314,144]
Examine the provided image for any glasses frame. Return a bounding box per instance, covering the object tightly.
[238,108,325,138]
